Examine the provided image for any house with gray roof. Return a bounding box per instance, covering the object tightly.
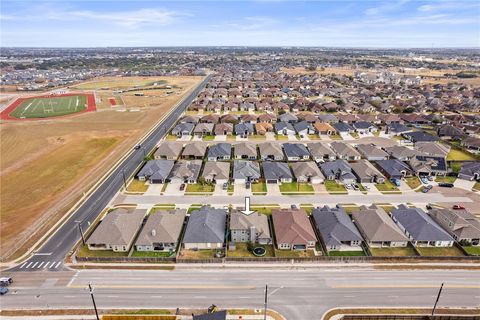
[154,142,183,160]
[87,208,146,252]
[235,123,255,136]
[258,143,284,161]
[307,143,336,162]
[403,131,439,143]
[330,142,361,160]
[294,121,315,137]
[278,113,298,123]
[230,210,271,244]
[375,159,413,180]
[391,205,454,247]
[135,209,187,252]
[207,143,231,161]
[386,123,410,136]
[353,121,377,134]
[137,160,175,184]
[168,160,202,184]
[318,114,338,123]
[202,161,230,184]
[332,122,353,136]
[383,145,417,161]
[234,142,257,160]
[414,142,450,158]
[171,122,194,138]
[232,160,261,184]
[275,122,295,135]
[350,160,385,184]
[352,205,408,248]
[429,208,480,246]
[262,162,293,184]
[283,143,310,161]
[182,206,227,250]
[356,144,389,161]
[458,162,480,181]
[409,155,448,176]
[291,161,325,184]
[320,160,356,184]
[181,143,207,160]
[312,206,363,252]
[193,123,214,136]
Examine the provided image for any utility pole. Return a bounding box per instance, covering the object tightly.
[264,284,268,320]
[88,283,100,320]
[432,282,444,316]
[122,170,127,190]
[78,222,86,246]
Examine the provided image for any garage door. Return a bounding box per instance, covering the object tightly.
[266,179,278,184]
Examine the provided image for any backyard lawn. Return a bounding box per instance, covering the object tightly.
[179,249,220,259]
[185,183,215,193]
[126,179,148,193]
[416,246,465,257]
[329,134,343,140]
[370,246,417,257]
[252,182,267,194]
[279,182,314,194]
[341,206,360,214]
[227,243,274,258]
[447,148,477,161]
[131,250,175,258]
[405,176,421,189]
[275,249,315,258]
[375,180,401,193]
[325,180,347,194]
[435,175,457,184]
[77,245,128,258]
[463,246,480,256]
[328,250,365,257]
[275,135,288,141]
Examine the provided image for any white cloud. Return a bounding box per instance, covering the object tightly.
[364,0,410,16]
[418,2,480,12]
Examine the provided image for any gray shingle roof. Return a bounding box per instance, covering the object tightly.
[262,162,292,180]
[135,209,187,246]
[137,160,175,181]
[233,160,261,180]
[283,143,310,158]
[208,143,231,158]
[352,206,408,243]
[182,206,227,244]
[313,206,363,247]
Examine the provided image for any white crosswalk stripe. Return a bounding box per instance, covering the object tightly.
[37,262,44,268]
[43,262,50,269]
[32,262,39,268]
[25,262,33,268]
[54,261,61,269]
[49,261,57,269]
[19,262,27,269]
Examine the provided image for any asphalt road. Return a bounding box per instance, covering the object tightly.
[2,267,479,319]
[9,74,212,273]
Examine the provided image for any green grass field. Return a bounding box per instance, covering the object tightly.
[11,95,87,118]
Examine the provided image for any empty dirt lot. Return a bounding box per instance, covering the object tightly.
[0,76,202,260]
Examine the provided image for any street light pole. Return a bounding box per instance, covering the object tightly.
[78,222,86,246]
[88,282,100,320]
[432,282,444,316]
[264,284,268,320]
[122,170,127,190]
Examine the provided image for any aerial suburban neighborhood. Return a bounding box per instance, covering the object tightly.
[0,1,479,319]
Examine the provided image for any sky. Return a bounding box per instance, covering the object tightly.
[1,0,479,48]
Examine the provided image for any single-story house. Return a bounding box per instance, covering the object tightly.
[275,122,296,135]
[271,208,317,250]
[383,145,417,161]
[414,142,450,158]
[403,131,439,144]
[283,143,310,161]
[291,161,325,184]
[193,123,214,136]
[330,142,361,161]
[234,142,257,160]
[332,122,354,136]
[202,161,230,184]
[278,113,298,123]
[353,121,377,134]
[255,122,274,135]
[313,121,336,136]
[137,160,175,184]
[350,160,386,183]
[168,160,202,184]
[171,122,194,137]
[258,143,284,161]
[352,205,408,248]
[391,205,454,247]
[356,144,389,161]
[294,121,315,137]
[232,160,261,184]
[207,143,232,161]
[262,161,293,184]
[87,208,146,252]
[135,209,187,252]
[181,143,207,160]
[320,160,356,184]
[318,114,338,123]
[214,123,234,136]
[193,310,227,320]
[437,124,465,140]
[182,206,227,250]
[179,115,200,124]
[307,143,337,162]
[312,206,363,252]
[462,137,480,152]
[375,159,414,179]
[235,123,255,136]
[429,208,480,246]
[386,123,411,136]
[409,155,447,176]
[230,210,272,244]
[458,162,480,181]
[154,142,183,160]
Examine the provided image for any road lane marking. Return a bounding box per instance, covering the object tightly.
[107,295,119,298]
[19,262,27,269]
[32,262,39,268]
[54,261,62,268]
[64,295,76,298]
[68,284,256,289]
[150,296,163,298]
[25,262,33,268]
[43,262,50,268]
[37,262,44,268]
[331,284,480,289]
[34,252,52,256]
[49,262,57,269]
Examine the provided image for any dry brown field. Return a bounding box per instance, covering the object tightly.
[0,76,202,260]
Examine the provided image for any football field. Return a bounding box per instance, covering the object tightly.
[9,95,88,118]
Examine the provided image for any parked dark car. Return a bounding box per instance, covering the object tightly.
[453,204,466,210]
[222,182,228,190]
[134,144,141,150]
[179,183,186,191]
[0,287,8,295]
[438,183,454,188]
[422,185,433,193]
[245,181,251,189]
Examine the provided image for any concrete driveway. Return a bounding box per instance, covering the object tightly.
[287,134,297,141]
[234,183,252,196]
[214,183,228,196]
[265,132,276,141]
[267,183,281,196]
[145,183,163,195]
[178,135,192,141]
[214,135,227,141]
[164,182,185,196]
[362,182,381,195]
[454,179,475,191]
[320,134,331,141]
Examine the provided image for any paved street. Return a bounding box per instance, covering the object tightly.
[2,267,479,320]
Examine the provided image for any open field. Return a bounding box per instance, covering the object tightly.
[0,76,202,260]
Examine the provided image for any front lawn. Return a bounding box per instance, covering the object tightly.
[252,182,267,194]
[275,249,315,258]
[405,176,422,189]
[126,179,148,193]
[463,246,480,256]
[416,246,465,257]
[350,132,360,138]
[370,246,417,257]
[275,135,288,141]
[249,134,266,140]
[328,250,365,257]
[329,134,343,140]
[308,134,321,140]
[76,245,128,258]
[165,134,178,141]
[279,182,314,194]
[447,148,477,161]
[202,135,215,141]
[324,180,347,194]
[474,182,480,191]
[227,243,274,258]
[435,175,457,184]
[375,180,401,193]
[185,183,215,193]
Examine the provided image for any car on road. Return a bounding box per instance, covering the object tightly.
[0,287,8,295]
[134,144,141,150]
[426,204,433,210]
[0,277,12,286]
[452,204,465,210]
[438,182,454,188]
[179,183,186,191]
[222,183,228,191]
[422,185,433,193]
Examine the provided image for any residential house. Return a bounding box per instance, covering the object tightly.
[135,209,187,252]
[312,206,363,252]
[330,142,361,161]
[437,124,465,141]
[219,114,238,124]
[193,310,227,320]
[200,114,220,124]
[458,162,480,181]
[462,137,480,153]
[429,208,480,246]
[137,160,175,184]
[375,159,414,179]
[307,143,336,162]
[182,206,227,250]
[258,143,284,161]
[230,210,272,244]
[275,122,296,135]
[232,160,261,184]
[409,155,448,176]
[283,143,310,161]
[262,162,293,184]
[87,208,146,252]
[332,122,354,136]
[182,143,207,160]
[403,131,439,144]
[278,113,298,123]
[291,161,324,184]
[193,123,214,137]
[171,122,194,138]
[294,121,315,137]
[356,144,389,161]
[391,205,454,247]
[235,123,255,136]
[320,160,356,184]
[168,160,202,184]
[214,123,234,136]
[352,205,409,248]
[234,142,257,160]
[239,114,258,124]
[255,122,273,135]
[271,208,317,250]
[353,121,377,134]
[202,161,230,184]
[313,121,336,136]
[383,145,417,161]
[207,143,232,161]
[179,115,200,124]
[386,123,411,136]
[154,142,182,160]
[350,160,386,183]
[318,114,338,123]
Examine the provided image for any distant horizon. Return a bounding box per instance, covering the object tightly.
[2,0,479,47]
[3,46,480,50]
